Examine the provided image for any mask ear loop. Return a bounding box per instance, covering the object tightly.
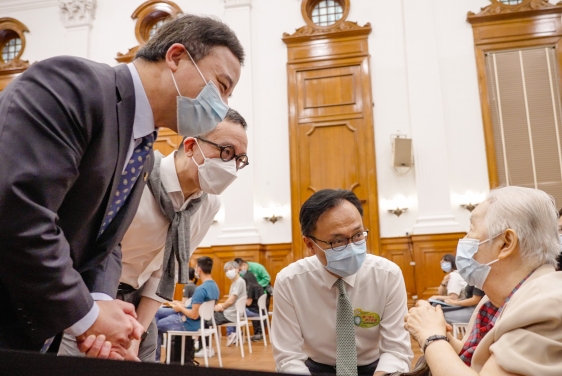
[191,138,207,167]
[185,49,208,85]
[170,69,182,96]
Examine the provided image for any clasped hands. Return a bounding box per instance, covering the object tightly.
[404,300,449,349]
[75,300,144,361]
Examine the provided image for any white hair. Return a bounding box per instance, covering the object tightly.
[484,186,560,268]
[224,261,239,271]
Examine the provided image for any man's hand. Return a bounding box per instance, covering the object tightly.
[76,300,144,357]
[123,339,141,362]
[214,303,224,312]
[170,302,182,313]
[78,334,125,360]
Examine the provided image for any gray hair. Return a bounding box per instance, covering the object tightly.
[484,186,559,268]
[224,261,239,271]
[135,14,244,65]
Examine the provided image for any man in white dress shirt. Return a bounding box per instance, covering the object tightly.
[59,109,249,361]
[272,189,413,376]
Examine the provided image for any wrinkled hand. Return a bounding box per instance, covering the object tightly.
[76,300,144,357]
[124,339,141,362]
[404,300,447,348]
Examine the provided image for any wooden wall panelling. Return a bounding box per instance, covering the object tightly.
[379,237,415,307]
[153,127,183,157]
[467,0,562,189]
[283,22,380,262]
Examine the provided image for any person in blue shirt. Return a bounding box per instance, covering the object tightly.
[154,256,219,362]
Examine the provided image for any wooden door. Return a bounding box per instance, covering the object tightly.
[284,24,379,261]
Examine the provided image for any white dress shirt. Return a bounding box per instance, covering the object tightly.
[272,254,413,375]
[65,62,156,336]
[120,151,220,303]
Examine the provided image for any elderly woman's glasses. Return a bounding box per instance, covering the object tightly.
[195,137,249,169]
[311,230,369,252]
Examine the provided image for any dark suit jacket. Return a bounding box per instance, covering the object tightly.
[0,56,153,349]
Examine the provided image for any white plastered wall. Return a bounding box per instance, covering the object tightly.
[1,0,540,244]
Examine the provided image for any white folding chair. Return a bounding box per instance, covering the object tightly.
[219,296,252,357]
[184,297,192,307]
[452,322,468,340]
[166,300,222,368]
[247,294,272,345]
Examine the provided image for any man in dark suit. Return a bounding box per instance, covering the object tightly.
[0,14,244,358]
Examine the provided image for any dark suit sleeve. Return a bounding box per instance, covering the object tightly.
[0,58,108,341]
[82,244,122,299]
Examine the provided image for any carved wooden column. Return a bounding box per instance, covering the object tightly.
[215,0,260,245]
[58,0,96,59]
[402,0,460,235]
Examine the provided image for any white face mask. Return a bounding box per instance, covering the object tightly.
[455,233,502,290]
[226,269,237,280]
[192,139,237,195]
[441,262,452,273]
[169,49,229,137]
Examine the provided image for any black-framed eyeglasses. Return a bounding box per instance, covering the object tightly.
[195,137,249,169]
[310,230,369,252]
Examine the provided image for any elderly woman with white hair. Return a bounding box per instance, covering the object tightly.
[404,186,562,376]
[213,261,247,347]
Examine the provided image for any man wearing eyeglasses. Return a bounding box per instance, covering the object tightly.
[58,108,248,361]
[272,189,413,376]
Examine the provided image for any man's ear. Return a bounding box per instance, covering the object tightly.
[165,43,188,71]
[303,237,316,256]
[183,137,197,157]
[497,229,518,260]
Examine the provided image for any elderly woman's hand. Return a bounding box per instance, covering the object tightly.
[404,300,448,349]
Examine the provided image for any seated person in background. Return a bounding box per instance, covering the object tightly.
[442,285,485,324]
[183,267,198,304]
[154,257,219,362]
[242,270,266,343]
[58,110,248,361]
[235,257,273,311]
[272,189,413,376]
[429,254,467,302]
[405,186,562,376]
[214,261,247,348]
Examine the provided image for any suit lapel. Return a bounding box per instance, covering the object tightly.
[99,64,135,239]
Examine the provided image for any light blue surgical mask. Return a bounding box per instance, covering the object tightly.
[455,234,502,290]
[440,262,452,273]
[239,270,247,276]
[312,240,367,278]
[170,50,229,137]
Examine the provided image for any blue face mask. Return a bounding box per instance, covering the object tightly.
[170,49,229,137]
[239,270,247,276]
[455,234,501,290]
[441,262,452,273]
[312,240,367,278]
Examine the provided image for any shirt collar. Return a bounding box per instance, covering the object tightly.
[160,151,204,209]
[127,63,155,139]
[313,256,358,289]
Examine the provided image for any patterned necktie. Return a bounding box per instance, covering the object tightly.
[98,132,156,236]
[335,278,358,376]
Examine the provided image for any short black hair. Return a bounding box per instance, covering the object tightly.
[299,189,363,237]
[188,266,195,281]
[234,258,245,265]
[135,14,244,65]
[177,108,247,151]
[442,254,457,271]
[558,207,562,217]
[197,256,213,274]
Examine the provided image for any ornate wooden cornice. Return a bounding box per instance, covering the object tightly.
[0,58,30,75]
[467,0,562,23]
[282,21,371,44]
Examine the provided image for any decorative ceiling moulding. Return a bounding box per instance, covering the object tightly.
[467,0,562,24]
[59,0,96,29]
[0,18,30,74]
[224,0,252,9]
[116,0,182,64]
[283,0,371,44]
[0,0,58,13]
